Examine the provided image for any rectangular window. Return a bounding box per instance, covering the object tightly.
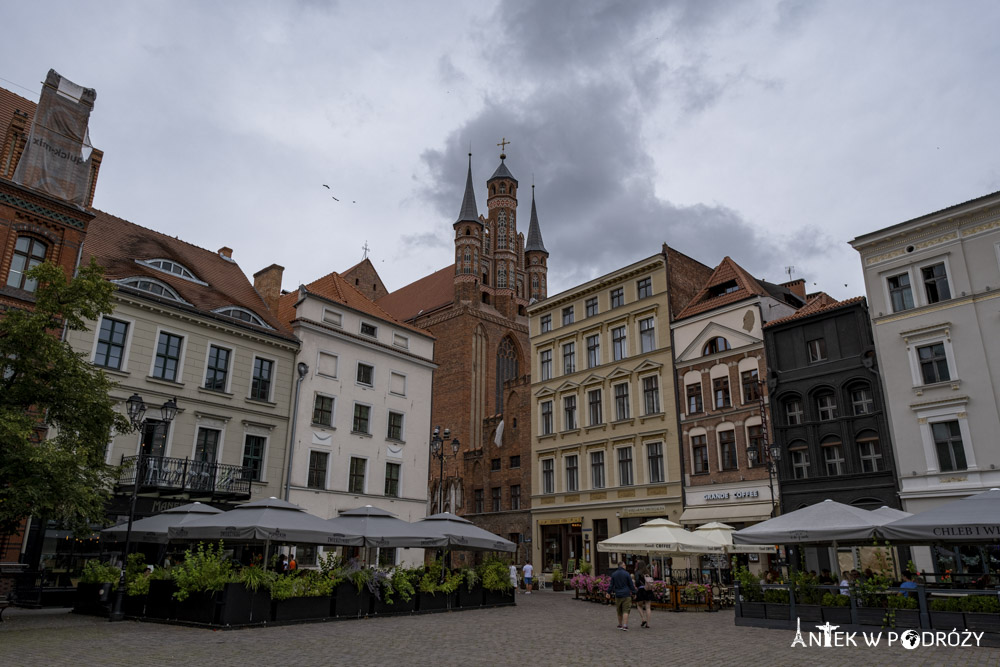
[719,430,737,470]
[637,277,652,299]
[387,411,404,441]
[510,485,521,510]
[851,388,874,415]
[617,447,634,486]
[586,334,600,368]
[807,338,827,363]
[348,457,367,494]
[251,357,273,400]
[317,351,338,378]
[562,342,576,374]
[647,442,664,483]
[360,322,378,337]
[858,438,882,473]
[491,457,501,471]
[389,371,406,396]
[614,383,630,421]
[741,369,759,403]
[153,332,183,382]
[491,486,501,512]
[817,394,838,421]
[642,376,660,414]
[541,401,553,435]
[353,403,371,434]
[540,314,552,333]
[786,399,803,425]
[95,318,129,370]
[322,308,342,327]
[384,462,400,497]
[7,236,46,292]
[610,287,624,308]
[378,548,397,568]
[562,306,574,325]
[242,434,266,482]
[887,273,914,312]
[692,435,708,474]
[393,333,409,349]
[933,421,967,472]
[509,455,521,468]
[588,388,603,426]
[195,427,220,463]
[747,425,763,464]
[921,262,951,304]
[542,459,554,494]
[204,345,230,391]
[357,362,374,386]
[687,383,703,414]
[639,317,655,353]
[591,451,605,489]
[313,395,334,426]
[540,349,552,380]
[918,343,950,384]
[140,420,168,458]
[565,455,579,492]
[791,449,809,479]
[713,377,731,409]
[824,444,844,476]
[586,297,598,317]
[612,326,627,361]
[307,451,328,489]
[474,489,485,513]
[563,394,577,430]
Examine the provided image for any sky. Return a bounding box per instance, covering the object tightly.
[3,0,999,303]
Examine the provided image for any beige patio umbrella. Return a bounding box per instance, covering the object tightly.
[596,519,724,555]
[695,522,776,554]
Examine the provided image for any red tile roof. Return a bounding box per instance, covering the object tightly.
[83,209,294,339]
[674,256,773,320]
[764,294,866,328]
[376,265,455,322]
[278,270,433,338]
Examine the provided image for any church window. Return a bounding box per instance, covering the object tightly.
[500,183,506,194]
[496,336,519,413]
[474,249,478,272]
[532,275,539,291]
[498,212,507,250]
[498,266,507,289]
[465,227,471,236]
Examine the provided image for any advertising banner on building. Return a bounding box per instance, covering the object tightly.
[13,69,96,206]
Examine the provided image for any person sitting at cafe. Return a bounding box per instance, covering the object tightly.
[899,571,918,597]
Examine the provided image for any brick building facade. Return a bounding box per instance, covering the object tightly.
[377,151,547,564]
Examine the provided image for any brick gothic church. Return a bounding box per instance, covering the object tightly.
[378,150,548,563]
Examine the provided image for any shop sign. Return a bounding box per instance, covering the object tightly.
[622,505,666,517]
[538,516,583,525]
[703,490,761,501]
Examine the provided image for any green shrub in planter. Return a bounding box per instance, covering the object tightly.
[887,595,918,610]
[960,595,1000,614]
[930,597,964,612]
[733,566,762,603]
[763,588,790,604]
[171,541,234,601]
[81,560,120,588]
[237,565,276,594]
[821,593,849,607]
[477,556,513,592]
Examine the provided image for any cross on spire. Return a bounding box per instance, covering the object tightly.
[361,240,370,260]
[497,137,510,160]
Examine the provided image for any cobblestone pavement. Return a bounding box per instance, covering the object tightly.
[2,591,998,666]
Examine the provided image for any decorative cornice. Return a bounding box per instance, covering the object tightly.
[0,191,88,229]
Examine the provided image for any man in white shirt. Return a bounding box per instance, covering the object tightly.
[523,561,534,594]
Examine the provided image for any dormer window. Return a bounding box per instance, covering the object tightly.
[135,258,205,284]
[213,306,271,328]
[708,280,740,298]
[116,277,187,303]
[361,322,378,338]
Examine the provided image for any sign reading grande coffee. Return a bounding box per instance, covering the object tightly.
[703,490,760,501]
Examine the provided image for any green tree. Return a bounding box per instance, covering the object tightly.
[0,260,132,535]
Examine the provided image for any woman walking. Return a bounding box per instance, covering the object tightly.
[634,560,653,628]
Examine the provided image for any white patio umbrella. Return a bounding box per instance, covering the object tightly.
[597,519,724,555]
[732,499,883,545]
[694,522,776,554]
[869,506,912,523]
[102,502,222,544]
[411,512,516,552]
[879,488,1000,543]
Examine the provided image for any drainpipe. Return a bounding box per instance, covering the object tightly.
[284,362,309,501]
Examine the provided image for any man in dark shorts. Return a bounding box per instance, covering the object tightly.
[608,561,637,630]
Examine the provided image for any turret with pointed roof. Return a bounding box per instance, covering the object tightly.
[524,185,548,301]
[453,153,484,304]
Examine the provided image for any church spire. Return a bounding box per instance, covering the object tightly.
[456,153,479,224]
[524,185,547,254]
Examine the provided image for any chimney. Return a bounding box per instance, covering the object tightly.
[218,246,233,259]
[253,264,284,314]
[781,278,806,300]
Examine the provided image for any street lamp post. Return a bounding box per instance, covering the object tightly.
[749,379,782,518]
[430,426,460,513]
[109,393,177,622]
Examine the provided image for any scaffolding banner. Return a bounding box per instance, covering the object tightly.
[13,69,97,206]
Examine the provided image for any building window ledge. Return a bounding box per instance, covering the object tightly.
[197,386,233,399]
[913,379,962,396]
[146,376,184,389]
[611,418,635,428]
[245,397,277,407]
[351,431,373,438]
[560,428,581,437]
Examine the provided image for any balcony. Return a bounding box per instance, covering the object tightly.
[116,455,252,501]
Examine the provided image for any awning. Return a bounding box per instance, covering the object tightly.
[679,503,773,525]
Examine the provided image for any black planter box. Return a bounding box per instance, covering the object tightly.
[930,610,965,630]
[797,604,823,622]
[74,582,113,616]
[483,588,515,607]
[457,585,483,608]
[372,594,416,616]
[856,608,889,627]
[217,583,271,625]
[122,594,146,618]
[145,579,177,619]
[333,582,371,618]
[416,591,452,613]
[174,591,219,625]
[740,602,766,619]
[765,603,790,620]
[964,612,1000,634]
[271,595,330,622]
[821,607,852,624]
[890,609,920,628]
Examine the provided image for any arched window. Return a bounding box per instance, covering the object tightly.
[703,337,731,355]
[463,248,472,274]
[498,266,507,288]
[496,336,519,413]
[474,249,478,272]
[6,236,47,292]
[499,183,506,194]
[116,277,187,303]
[212,306,271,328]
[532,275,539,290]
[498,212,507,250]
[140,258,198,281]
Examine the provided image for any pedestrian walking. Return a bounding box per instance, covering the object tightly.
[608,561,637,630]
[634,559,653,628]
[523,560,533,594]
[509,563,518,589]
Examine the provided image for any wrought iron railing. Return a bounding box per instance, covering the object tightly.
[117,455,252,499]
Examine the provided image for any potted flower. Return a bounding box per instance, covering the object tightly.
[681,582,709,606]
[550,564,565,592]
[171,541,234,624]
[75,559,119,616]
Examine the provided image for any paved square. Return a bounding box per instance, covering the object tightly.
[1,590,998,666]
